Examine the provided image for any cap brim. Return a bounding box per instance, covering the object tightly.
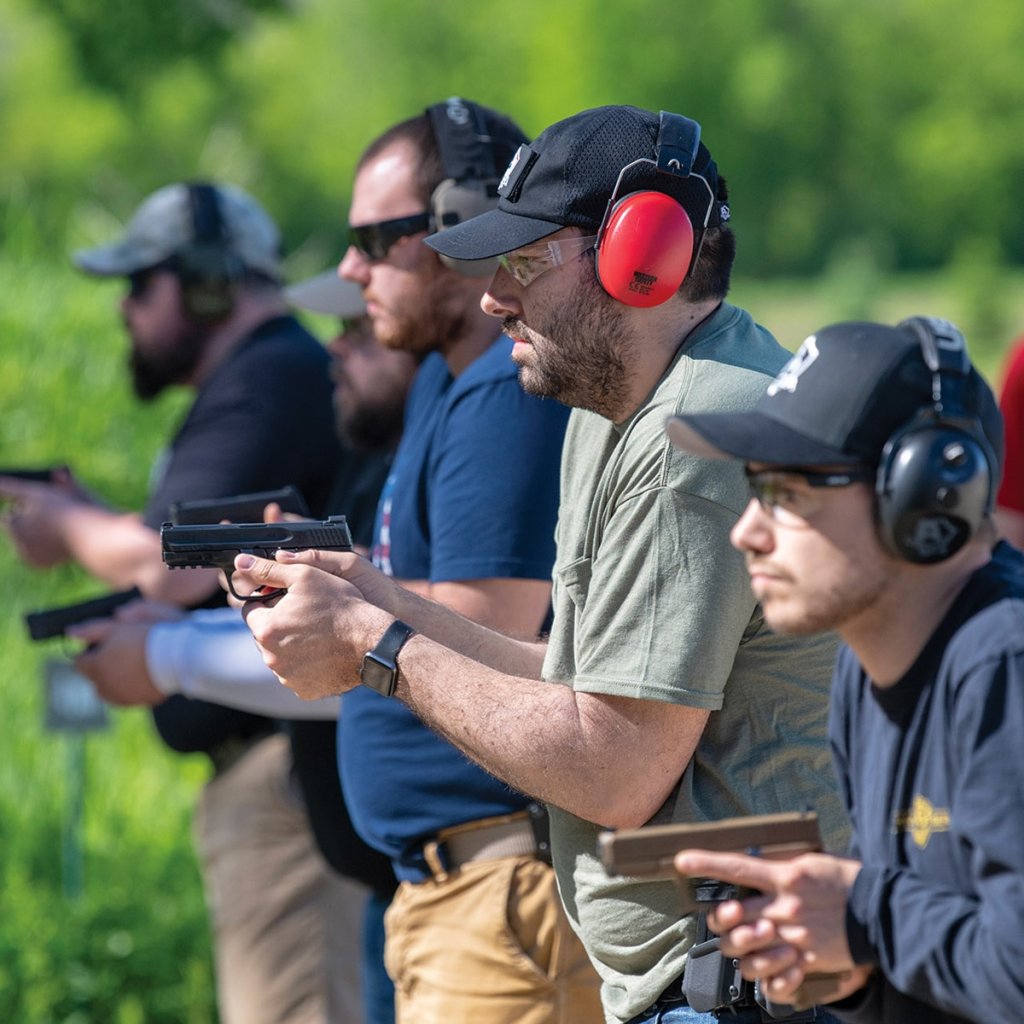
[72,239,169,277]
[424,206,563,261]
[666,412,862,466]
[285,270,366,317]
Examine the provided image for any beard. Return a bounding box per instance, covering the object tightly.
[504,269,634,419]
[334,390,405,452]
[128,325,208,401]
[372,258,467,360]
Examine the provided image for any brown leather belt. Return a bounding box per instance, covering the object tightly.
[421,811,539,882]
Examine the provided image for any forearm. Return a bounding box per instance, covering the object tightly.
[383,578,548,678]
[63,507,221,603]
[849,864,1024,1019]
[393,632,701,827]
[148,610,340,720]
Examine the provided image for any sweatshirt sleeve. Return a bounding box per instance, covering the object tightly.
[842,653,1024,1020]
[146,608,340,720]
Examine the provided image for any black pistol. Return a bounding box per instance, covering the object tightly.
[168,485,311,526]
[24,588,143,642]
[160,515,353,601]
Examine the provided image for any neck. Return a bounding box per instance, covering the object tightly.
[189,291,288,386]
[840,542,992,685]
[610,297,721,424]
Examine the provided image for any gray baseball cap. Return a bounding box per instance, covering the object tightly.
[285,269,366,318]
[72,182,283,279]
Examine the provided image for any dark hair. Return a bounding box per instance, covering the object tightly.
[357,103,527,209]
[680,176,734,303]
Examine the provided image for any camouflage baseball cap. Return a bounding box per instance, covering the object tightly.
[72,182,283,279]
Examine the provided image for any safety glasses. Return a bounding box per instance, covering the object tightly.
[497,235,599,288]
[348,213,432,262]
[745,466,874,526]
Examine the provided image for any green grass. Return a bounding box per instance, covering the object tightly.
[1,249,1022,1020]
[0,256,215,1023]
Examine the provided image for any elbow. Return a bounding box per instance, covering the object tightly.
[587,786,670,831]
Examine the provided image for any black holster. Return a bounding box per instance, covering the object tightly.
[683,915,819,1021]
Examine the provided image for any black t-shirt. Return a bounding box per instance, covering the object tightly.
[141,313,396,891]
[143,314,345,754]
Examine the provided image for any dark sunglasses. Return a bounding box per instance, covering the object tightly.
[348,213,432,262]
[126,259,176,299]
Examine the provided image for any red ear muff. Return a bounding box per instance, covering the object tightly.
[595,191,695,307]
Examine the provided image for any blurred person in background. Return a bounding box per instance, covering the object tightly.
[0,183,373,1024]
[75,267,419,1024]
[993,332,1024,547]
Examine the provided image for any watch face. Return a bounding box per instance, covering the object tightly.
[360,651,396,698]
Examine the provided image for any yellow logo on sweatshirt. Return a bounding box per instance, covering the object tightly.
[893,795,951,849]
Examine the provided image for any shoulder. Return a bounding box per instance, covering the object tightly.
[939,545,1024,688]
[606,305,789,513]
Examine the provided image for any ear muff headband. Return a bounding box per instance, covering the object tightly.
[426,98,503,277]
[875,317,995,563]
[178,183,242,322]
[594,112,715,308]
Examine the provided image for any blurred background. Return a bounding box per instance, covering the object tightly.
[2,0,1024,1019]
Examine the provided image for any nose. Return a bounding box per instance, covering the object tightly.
[339,246,370,286]
[730,498,775,555]
[480,266,523,321]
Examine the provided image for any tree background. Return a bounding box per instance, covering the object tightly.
[2,1,1024,1019]
[5,0,1024,281]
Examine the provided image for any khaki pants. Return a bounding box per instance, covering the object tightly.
[194,733,369,1024]
[384,855,602,1024]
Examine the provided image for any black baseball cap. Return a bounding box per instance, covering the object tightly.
[666,318,1004,473]
[423,104,727,261]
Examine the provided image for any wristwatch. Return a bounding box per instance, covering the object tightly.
[359,619,417,698]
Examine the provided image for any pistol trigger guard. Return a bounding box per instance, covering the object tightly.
[242,587,288,603]
[225,571,286,604]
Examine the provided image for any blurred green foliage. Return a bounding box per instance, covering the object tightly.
[3,0,1024,280]
[0,252,212,1022]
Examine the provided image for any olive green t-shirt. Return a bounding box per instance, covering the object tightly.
[542,303,849,1023]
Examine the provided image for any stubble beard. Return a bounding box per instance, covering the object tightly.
[506,272,634,420]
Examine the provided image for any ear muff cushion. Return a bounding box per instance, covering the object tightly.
[595,191,695,307]
[875,422,992,563]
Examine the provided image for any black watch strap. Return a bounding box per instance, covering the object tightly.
[359,619,416,698]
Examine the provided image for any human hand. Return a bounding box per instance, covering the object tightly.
[0,477,93,567]
[234,552,393,700]
[70,616,166,707]
[674,849,866,1005]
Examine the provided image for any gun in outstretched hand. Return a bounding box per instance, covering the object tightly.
[24,587,143,642]
[160,515,353,602]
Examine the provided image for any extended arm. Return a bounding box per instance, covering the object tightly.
[236,551,708,827]
[73,606,340,719]
[1,477,221,603]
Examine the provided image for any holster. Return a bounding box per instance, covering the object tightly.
[683,915,819,1021]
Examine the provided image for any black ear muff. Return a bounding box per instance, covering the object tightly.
[875,317,995,563]
[176,182,242,322]
[426,98,503,277]
[594,112,715,308]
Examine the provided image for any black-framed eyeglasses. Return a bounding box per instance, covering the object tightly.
[348,213,432,262]
[745,466,875,526]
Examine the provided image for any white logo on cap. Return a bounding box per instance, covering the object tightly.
[767,335,819,396]
[499,146,525,193]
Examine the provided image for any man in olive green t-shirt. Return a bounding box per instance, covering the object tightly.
[231,105,848,1024]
